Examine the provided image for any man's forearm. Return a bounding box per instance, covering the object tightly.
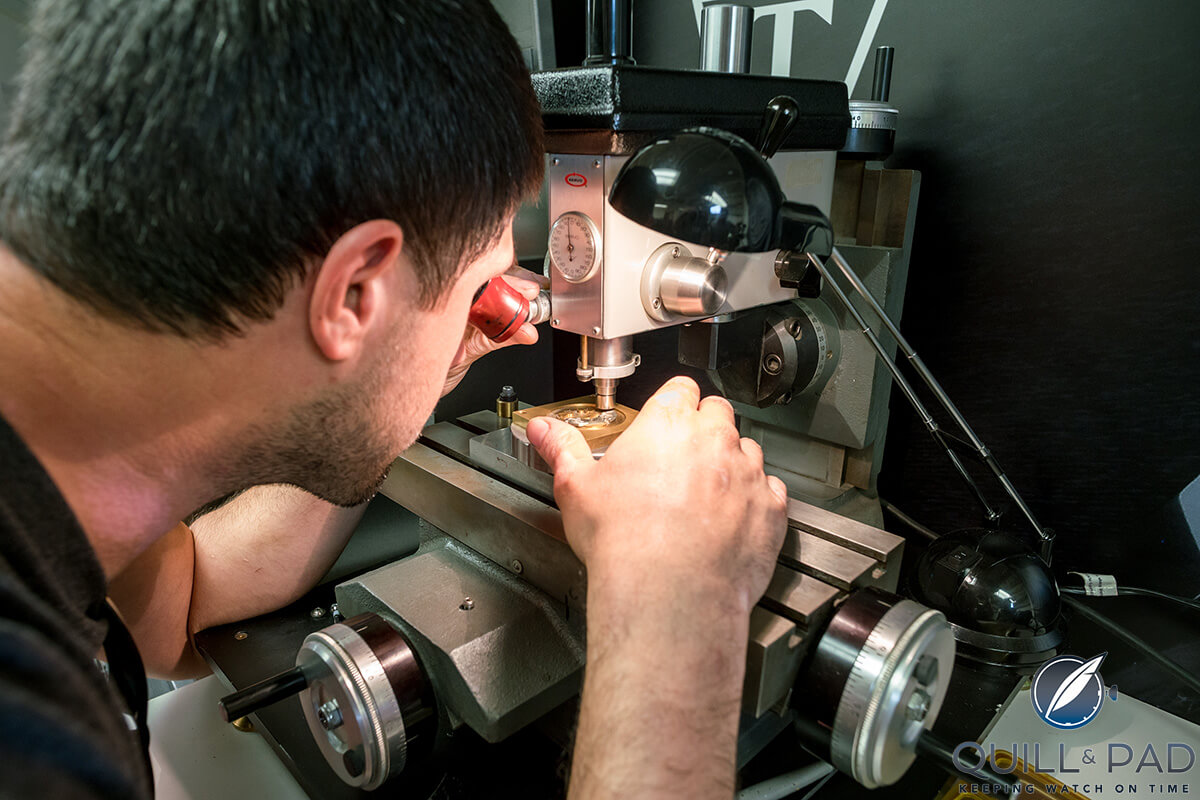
[109,485,366,678]
[569,581,750,800]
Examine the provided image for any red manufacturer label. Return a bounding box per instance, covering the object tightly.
[564,172,587,187]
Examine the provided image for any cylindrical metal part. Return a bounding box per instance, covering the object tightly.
[296,614,435,791]
[871,46,894,103]
[659,257,728,317]
[578,336,639,410]
[218,666,308,723]
[797,588,955,789]
[588,335,635,370]
[584,0,634,66]
[594,378,617,410]
[700,5,753,74]
[526,289,552,326]
[496,385,517,425]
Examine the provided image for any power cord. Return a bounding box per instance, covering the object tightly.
[1059,594,1200,697]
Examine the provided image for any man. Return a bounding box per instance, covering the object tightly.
[0,2,787,799]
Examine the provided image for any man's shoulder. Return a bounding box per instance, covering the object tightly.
[0,413,153,799]
[0,606,153,799]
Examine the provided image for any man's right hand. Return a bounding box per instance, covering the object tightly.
[526,376,788,799]
[525,375,788,618]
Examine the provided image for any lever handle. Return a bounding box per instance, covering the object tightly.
[756,95,800,159]
[871,46,894,102]
[217,666,308,723]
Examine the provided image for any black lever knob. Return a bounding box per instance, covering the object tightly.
[217,665,308,723]
[756,95,800,159]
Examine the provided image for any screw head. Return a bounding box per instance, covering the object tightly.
[906,689,932,722]
[593,159,602,168]
[763,353,783,375]
[234,630,249,641]
[652,297,662,309]
[317,699,344,731]
[310,607,326,620]
[460,597,475,611]
[670,246,681,258]
[551,318,560,327]
[787,319,803,338]
[510,559,524,574]
[551,157,560,166]
[591,326,601,335]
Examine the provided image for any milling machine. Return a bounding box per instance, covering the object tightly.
[200,8,965,799]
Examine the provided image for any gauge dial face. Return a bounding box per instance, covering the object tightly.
[549,212,600,283]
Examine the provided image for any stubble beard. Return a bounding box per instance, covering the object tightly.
[227,372,401,508]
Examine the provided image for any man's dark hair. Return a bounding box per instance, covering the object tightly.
[0,1,544,338]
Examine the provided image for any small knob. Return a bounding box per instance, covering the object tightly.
[660,258,728,317]
[756,95,800,159]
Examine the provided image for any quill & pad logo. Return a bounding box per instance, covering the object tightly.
[1031,653,1112,729]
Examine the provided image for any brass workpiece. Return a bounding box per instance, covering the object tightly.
[512,396,638,451]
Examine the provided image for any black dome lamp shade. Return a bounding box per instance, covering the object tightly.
[608,96,834,266]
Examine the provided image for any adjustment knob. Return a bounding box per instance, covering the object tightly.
[642,243,728,321]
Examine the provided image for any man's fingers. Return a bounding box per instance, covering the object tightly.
[640,376,702,419]
[527,416,592,480]
[698,394,736,429]
[739,436,764,469]
[766,475,789,507]
[500,271,543,300]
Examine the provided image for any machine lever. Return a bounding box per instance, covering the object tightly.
[217,665,308,723]
[806,249,1053,560]
[756,95,800,159]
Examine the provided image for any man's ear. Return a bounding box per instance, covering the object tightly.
[309,220,405,362]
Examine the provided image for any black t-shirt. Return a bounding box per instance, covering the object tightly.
[0,414,153,798]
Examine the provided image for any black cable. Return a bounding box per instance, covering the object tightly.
[879,499,941,541]
[1060,594,1200,697]
[1061,585,1200,614]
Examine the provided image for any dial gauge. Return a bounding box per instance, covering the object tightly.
[549,212,600,283]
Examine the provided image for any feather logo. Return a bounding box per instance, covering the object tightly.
[1031,653,1108,729]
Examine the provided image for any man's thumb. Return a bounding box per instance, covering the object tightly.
[526,416,592,478]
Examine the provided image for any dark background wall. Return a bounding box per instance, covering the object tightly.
[555,0,1200,593]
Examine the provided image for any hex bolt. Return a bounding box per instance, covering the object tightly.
[763,353,783,375]
[317,699,344,731]
[234,631,249,641]
[310,607,326,620]
[906,688,932,722]
[460,597,475,611]
[510,559,524,575]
